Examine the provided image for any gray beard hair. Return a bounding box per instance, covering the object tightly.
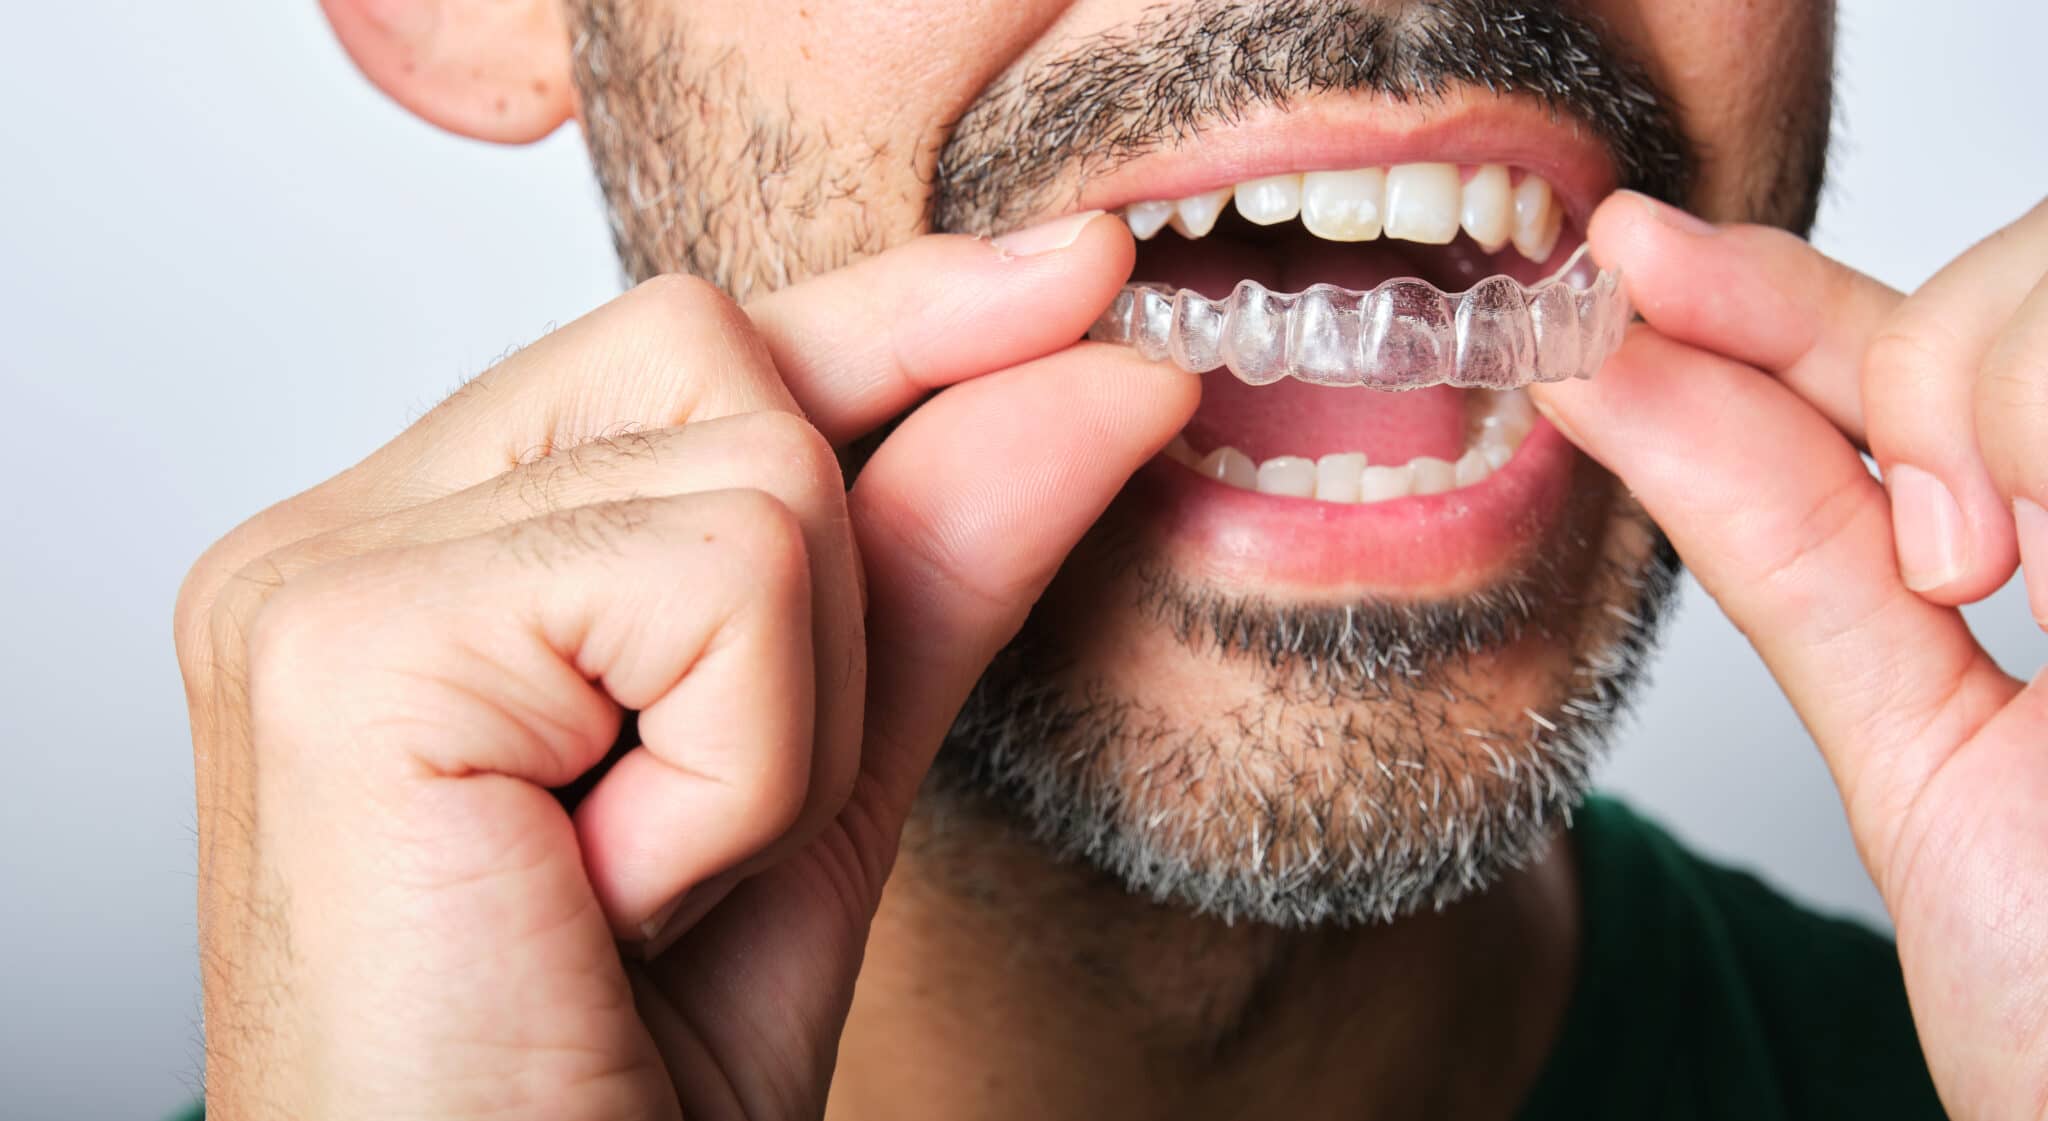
[923,535,1683,928]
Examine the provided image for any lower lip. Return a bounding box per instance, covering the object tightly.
[1126,419,1577,594]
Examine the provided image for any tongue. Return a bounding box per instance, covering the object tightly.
[1186,377,1468,465]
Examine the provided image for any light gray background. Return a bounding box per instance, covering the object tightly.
[3,2,2043,1117]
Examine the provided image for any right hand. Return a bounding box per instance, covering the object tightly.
[173,212,1197,1120]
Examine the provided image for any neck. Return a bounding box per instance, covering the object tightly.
[830,796,1581,1121]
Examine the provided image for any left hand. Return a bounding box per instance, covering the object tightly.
[1532,190,2048,1119]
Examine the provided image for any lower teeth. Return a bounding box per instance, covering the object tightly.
[1166,389,1535,503]
[1092,243,1629,391]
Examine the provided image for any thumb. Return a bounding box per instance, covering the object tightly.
[847,344,1199,830]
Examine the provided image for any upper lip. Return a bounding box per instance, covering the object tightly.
[1061,90,1617,234]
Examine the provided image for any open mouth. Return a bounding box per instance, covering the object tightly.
[1097,160,1625,506]
[1060,106,1629,592]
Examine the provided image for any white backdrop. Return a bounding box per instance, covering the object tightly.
[2,2,2042,1117]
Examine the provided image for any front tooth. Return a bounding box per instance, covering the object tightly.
[1410,456,1457,496]
[1124,200,1173,240]
[1454,448,1491,488]
[1358,464,1413,503]
[1512,176,1562,262]
[1300,169,1386,241]
[1234,174,1303,225]
[1199,446,1256,488]
[1460,164,1513,253]
[1383,163,1460,245]
[1255,456,1316,498]
[1315,452,1366,502]
[1169,188,1232,238]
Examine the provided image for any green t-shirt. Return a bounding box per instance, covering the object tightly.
[166,796,1943,1120]
[1517,796,1943,1118]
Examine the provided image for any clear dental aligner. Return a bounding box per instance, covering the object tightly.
[1088,242,1631,391]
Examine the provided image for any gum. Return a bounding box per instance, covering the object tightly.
[1088,243,1629,390]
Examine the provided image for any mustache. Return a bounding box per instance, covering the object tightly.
[929,0,1694,236]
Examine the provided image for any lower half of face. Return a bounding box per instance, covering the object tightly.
[930,406,1680,924]
[570,0,1833,925]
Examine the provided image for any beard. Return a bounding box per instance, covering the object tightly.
[925,482,1682,926]
[566,0,1831,926]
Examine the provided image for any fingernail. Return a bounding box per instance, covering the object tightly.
[639,894,688,945]
[2016,498,2048,628]
[1888,464,1968,592]
[637,888,701,962]
[636,869,745,961]
[993,210,1104,257]
[1624,190,1717,237]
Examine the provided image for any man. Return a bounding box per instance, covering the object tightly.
[171,0,2048,1116]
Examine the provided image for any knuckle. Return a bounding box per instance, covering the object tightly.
[625,272,753,342]
[236,555,366,703]
[732,410,844,501]
[600,274,774,424]
[174,517,295,683]
[702,488,812,584]
[173,544,234,673]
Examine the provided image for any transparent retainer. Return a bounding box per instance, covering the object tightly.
[1087,243,1629,390]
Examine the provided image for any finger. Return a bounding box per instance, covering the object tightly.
[1977,268,2048,626]
[246,415,867,865]
[846,344,1200,850]
[1861,198,2048,601]
[1595,191,2048,604]
[746,210,1133,443]
[399,212,1132,484]
[252,490,820,942]
[1531,329,2021,874]
[1588,189,1901,440]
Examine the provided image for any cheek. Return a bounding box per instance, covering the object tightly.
[710,1,1076,169]
[1586,0,1834,219]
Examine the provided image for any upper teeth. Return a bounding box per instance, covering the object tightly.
[1124,163,1563,263]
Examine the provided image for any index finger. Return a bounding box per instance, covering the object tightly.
[1587,189,1903,442]
[402,210,1133,490]
[749,209,1132,444]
